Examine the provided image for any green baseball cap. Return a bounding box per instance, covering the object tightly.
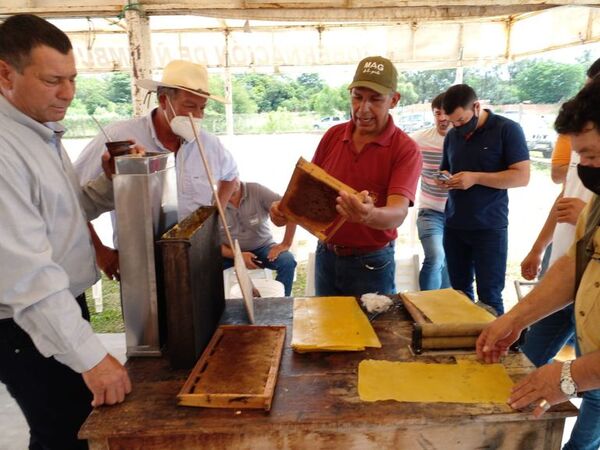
[348,56,398,95]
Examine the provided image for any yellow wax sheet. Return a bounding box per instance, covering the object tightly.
[358,359,513,404]
[404,288,496,324]
[292,297,381,352]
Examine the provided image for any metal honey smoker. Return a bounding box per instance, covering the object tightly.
[113,153,178,357]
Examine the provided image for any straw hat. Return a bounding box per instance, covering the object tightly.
[137,60,226,103]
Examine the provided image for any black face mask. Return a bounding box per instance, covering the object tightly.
[578,164,600,195]
[455,112,478,138]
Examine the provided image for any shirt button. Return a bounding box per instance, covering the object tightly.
[579,310,586,317]
[577,335,582,341]
[595,282,600,288]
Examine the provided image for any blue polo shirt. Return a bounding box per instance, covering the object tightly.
[440,110,529,230]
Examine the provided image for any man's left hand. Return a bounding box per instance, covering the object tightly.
[445,171,479,190]
[96,245,120,281]
[555,197,586,225]
[268,243,289,261]
[336,190,374,225]
[508,361,567,418]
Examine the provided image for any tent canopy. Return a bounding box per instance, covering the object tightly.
[1,2,599,72]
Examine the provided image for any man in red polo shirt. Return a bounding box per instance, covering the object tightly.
[272,56,422,296]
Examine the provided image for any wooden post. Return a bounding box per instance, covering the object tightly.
[125,7,152,118]
[224,30,234,136]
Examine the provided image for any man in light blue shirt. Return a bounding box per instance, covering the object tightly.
[0,14,131,449]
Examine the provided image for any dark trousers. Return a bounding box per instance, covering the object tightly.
[0,294,92,450]
[223,244,297,296]
[443,227,508,315]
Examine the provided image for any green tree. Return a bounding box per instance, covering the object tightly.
[296,73,324,92]
[510,59,585,103]
[74,75,110,115]
[106,72,132,104]
[464,67,519,104]
[312,86,338,116]
[397,72,418,106]
[232,79,258,114]
[405,69,455,102]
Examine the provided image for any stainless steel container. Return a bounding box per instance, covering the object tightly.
[114,153,178,357]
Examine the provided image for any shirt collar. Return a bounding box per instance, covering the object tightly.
[0,94,60,143]
[342,115,396,147]
[240,182,248,203]
[148,108,171,152]
[226,182,246,210]
[479,109,496,131]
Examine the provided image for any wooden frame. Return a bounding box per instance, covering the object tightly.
[279,157,358,241]
[177,325,286,411]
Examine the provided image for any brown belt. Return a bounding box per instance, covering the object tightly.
[320,241,391,257]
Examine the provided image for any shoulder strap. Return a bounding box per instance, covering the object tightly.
[575,195,600,292]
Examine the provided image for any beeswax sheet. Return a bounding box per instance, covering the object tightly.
[358,359,513,404]
[404,288,496,324]
[292,297,381,352]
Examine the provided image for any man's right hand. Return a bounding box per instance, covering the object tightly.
[520,249,542,280]
[269,201,288,227]
[242,252,260,270]
[476,314,523,364]
[82,354,132,407]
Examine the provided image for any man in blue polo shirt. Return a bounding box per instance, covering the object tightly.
[439,84,530,314]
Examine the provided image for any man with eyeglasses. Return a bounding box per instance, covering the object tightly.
[437,84,530,315]
[477,77,600,450]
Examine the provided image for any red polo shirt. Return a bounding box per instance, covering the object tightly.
[312,115,422,247]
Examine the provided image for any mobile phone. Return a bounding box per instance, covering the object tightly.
[253,258,264,268]
[436,172,451,182]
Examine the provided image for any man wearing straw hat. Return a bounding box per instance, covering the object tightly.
[74,60,239,280]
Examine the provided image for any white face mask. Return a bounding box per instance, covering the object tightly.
[164,97,202,142]
[170,116,202,142]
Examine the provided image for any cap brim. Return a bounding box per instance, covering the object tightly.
[136,79,228,104]
[347,80,393,95]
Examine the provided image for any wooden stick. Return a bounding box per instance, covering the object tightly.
[188,115,259,300]
[188,114,234,250]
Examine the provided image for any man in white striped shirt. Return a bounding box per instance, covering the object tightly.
[410,93,451,290]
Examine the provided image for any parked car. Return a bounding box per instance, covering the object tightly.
[313,116,344,130]
[498,111,557,159]
[396,112,433,133]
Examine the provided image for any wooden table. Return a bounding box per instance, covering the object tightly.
[80,297,577,450]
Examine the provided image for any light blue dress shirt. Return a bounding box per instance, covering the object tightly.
[0,95,113,373]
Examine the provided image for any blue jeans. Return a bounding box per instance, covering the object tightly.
[315,242,396,296]
[443,227,507,315]
[417,209,451,291]
[522,304,575,367]
[223,244,297,296]
[563,341,600,450]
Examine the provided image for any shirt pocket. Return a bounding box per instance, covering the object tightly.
[247,213,261,229]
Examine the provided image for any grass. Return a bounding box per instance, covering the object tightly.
[85,275,124,333]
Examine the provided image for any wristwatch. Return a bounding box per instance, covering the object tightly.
[560,360,578,398]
